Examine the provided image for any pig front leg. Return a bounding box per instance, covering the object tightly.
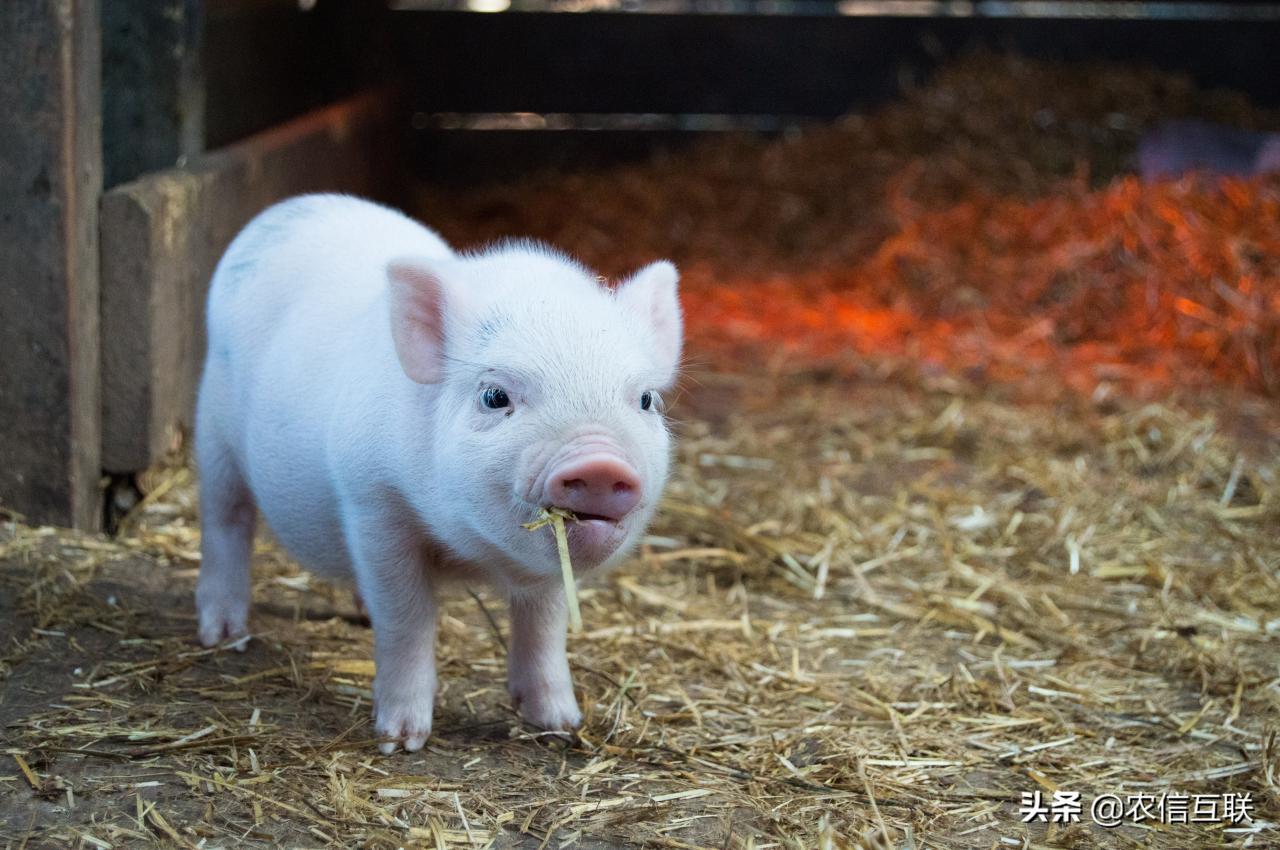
[507,586,582,731]
[347,512,439,754]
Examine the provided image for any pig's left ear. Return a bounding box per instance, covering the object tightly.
[387,256,469,384]
[615,260,682,381]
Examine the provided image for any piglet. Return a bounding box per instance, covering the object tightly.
[1138,119,1280,181]
[194,194,681,752]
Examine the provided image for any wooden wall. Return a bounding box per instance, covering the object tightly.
[0,1,104,529]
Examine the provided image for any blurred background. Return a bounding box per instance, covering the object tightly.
[4,0,1279,530]
[2,0,1279,529]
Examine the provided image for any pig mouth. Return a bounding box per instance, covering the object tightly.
[563,511,619,524]
[534,507,629,566]
[539,506,623,526]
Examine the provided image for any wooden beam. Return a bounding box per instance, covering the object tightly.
[100,90,398,472]
[392,12,1280,119]
[0,0,103,529]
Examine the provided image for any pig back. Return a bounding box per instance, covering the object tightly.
[201,194,453,577]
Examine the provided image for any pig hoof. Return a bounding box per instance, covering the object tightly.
[512,685,583,732]
[373,698,434,754]
[196,602,249,650]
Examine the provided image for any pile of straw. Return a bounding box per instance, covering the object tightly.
[421,56,1280,397]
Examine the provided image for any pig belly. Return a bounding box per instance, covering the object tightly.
[240,322,359,582]
[246,441,353,581]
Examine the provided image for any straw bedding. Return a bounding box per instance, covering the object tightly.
[2,56,1278,848]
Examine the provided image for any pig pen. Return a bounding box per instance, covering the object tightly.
[3,56,1280,849]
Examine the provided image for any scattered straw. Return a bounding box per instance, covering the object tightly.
[3,373,1275,847]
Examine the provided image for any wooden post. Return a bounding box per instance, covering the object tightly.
[0,1,103,529]
[100,91,397,473]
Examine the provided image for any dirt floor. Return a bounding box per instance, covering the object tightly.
[4,56,1280,849]
[3,368,1278,849]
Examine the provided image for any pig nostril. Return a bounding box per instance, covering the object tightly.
[546,456,642,519]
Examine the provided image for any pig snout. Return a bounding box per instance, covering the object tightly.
[546,455,642,521]
[530,437,647,566]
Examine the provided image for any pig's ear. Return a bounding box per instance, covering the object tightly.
[387,257,462,384]
[616,260,682,380]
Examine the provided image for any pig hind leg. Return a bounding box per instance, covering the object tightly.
[195,420,257,649]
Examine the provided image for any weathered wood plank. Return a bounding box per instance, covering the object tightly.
[100,90,398,472]
[0,0,103,529]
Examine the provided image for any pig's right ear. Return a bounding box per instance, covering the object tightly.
[387,257,460,384]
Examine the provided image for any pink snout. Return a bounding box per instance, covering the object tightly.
[545,455,641,521]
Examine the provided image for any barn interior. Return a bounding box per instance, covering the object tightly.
[1,2,1278,847]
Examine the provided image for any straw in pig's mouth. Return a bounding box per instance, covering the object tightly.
[521,506,585,632]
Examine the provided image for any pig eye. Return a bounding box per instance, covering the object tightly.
[640,390,662,412]
[481,386,510,409]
